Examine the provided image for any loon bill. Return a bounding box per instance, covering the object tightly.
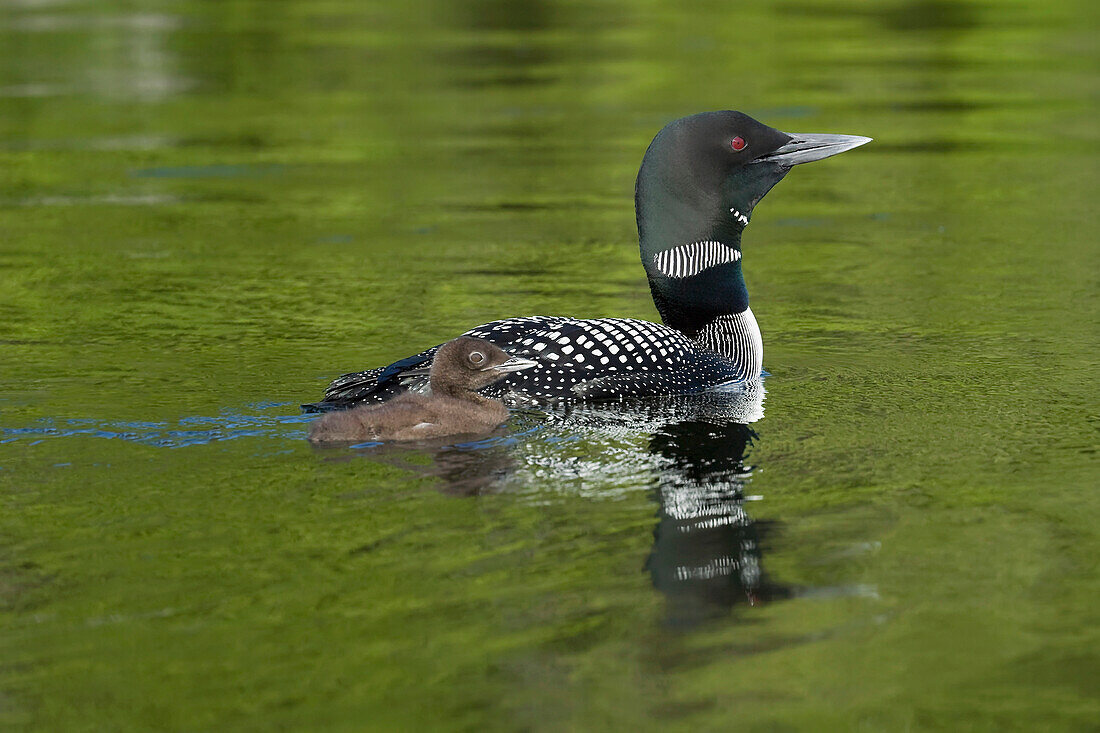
[306,111,871,409]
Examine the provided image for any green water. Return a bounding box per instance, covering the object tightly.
[1,0,1097,730]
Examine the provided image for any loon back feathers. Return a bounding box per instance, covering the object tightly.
[314,314,760,409]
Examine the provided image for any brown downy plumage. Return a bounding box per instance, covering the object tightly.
[308,337,536,443]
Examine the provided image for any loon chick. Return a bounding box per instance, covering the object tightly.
[307,111,871,409]
[308,338,536,442]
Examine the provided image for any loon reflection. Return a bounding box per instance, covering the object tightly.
[323,384,787,625]
[646,410,790,627]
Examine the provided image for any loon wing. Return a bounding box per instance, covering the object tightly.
[477,317,745,403]
[309,345,437,409]
[569,371,736,401]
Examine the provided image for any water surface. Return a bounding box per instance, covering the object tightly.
[1,0,1097,730]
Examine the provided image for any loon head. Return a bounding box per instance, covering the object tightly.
[635,110,871,335]
[429,337,537,397]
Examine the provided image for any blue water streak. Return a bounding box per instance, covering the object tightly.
[1,405,312,449]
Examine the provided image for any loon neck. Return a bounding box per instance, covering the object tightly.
[643,228,750,338]
[638,216,762,380]
[636,172,756,336]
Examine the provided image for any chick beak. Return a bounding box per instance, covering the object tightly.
[487,355,539,373]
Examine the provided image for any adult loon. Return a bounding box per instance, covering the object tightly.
[307,111,870,409]
[308,337,537,442]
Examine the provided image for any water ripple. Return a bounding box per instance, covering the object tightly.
[1,405,313,449]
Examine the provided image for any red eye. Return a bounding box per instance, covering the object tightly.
[731,136,747,151]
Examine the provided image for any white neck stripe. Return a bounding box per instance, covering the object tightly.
[653,240,741,279]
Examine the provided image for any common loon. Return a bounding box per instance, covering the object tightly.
[308,337,537,442]
[307,111,870,409]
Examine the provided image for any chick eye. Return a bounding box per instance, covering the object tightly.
[731,136,747,152]
[468,351,485,365]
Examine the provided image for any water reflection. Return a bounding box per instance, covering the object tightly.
[779,0,980,33]
[333,383,787,626]
[326,433,521,497]
[435,0,560,88]
[444,0,557,31]
[647,415,789,628]
[1,7,191,100]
